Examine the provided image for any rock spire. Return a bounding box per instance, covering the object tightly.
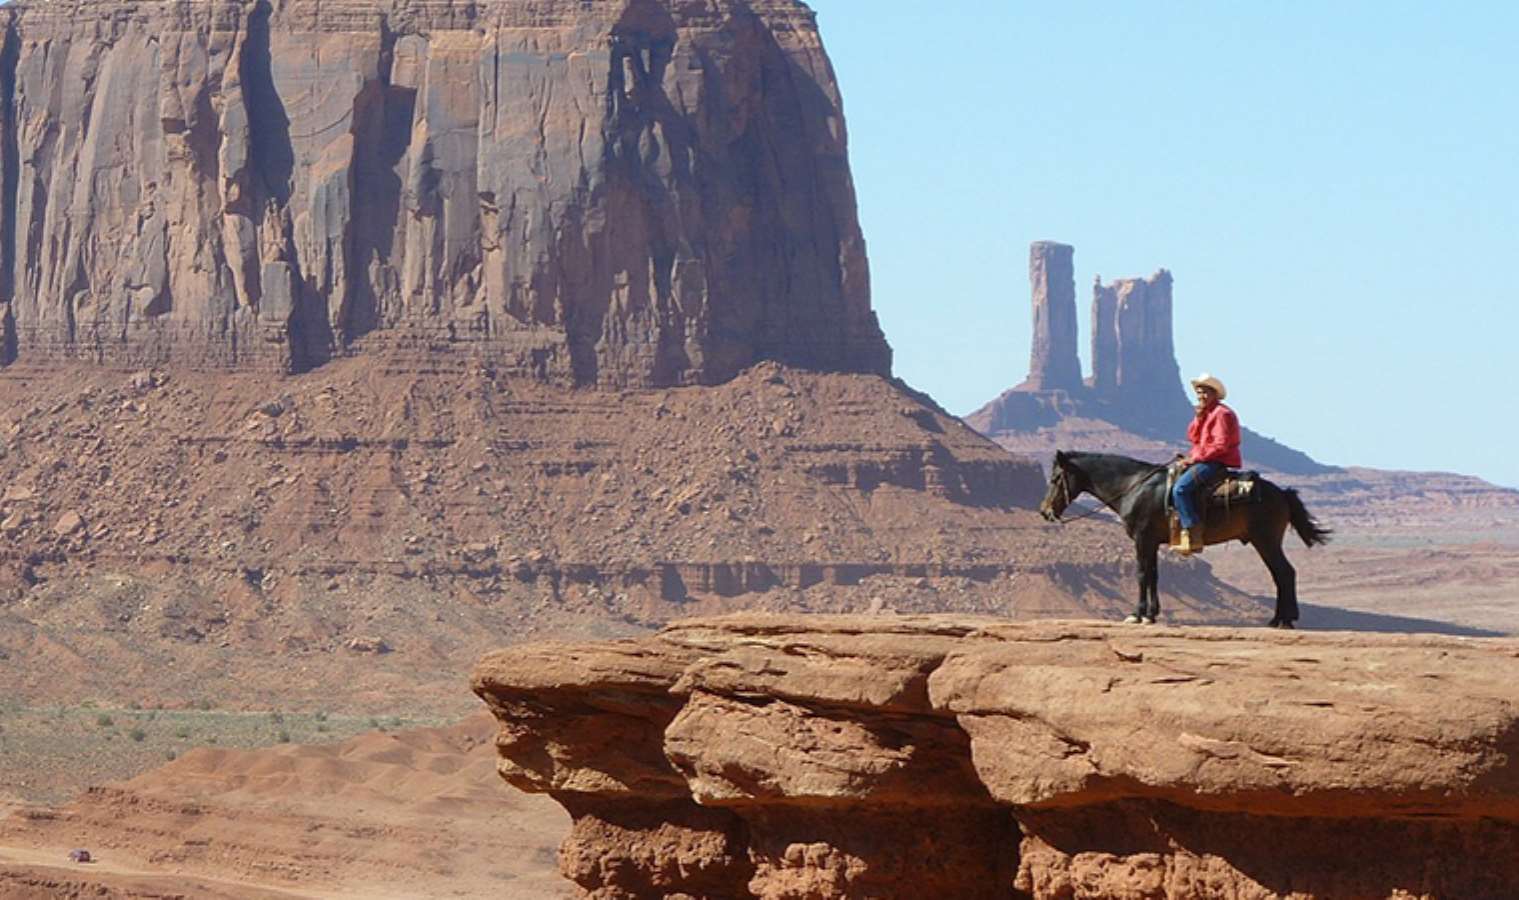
[1091,269,1188,411]
[1022,241,1082,392]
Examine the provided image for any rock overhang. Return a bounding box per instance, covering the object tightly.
[474,614,1519,897]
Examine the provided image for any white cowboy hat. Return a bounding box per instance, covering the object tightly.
[1190,373,1227,401]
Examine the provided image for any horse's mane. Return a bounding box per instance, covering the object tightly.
[1059,451,1170,474]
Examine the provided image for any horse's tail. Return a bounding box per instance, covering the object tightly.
[1283,488,1333,547]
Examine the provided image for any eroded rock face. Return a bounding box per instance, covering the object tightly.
[474,615,1519,899]
[0,0,889,387]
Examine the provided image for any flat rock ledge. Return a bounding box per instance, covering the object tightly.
[473,615,1519,899]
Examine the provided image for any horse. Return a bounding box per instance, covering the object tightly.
[1038,450,1332,627]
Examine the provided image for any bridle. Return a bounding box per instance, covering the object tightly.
[1045,461,1170,525]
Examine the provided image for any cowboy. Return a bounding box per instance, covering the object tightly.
[1173,373,1241,555]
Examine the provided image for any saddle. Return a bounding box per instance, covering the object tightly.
[1165,462,1261,548]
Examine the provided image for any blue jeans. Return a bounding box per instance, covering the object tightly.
[1173,462,1225,529]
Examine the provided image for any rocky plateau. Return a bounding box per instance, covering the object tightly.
[475,614,1519,899]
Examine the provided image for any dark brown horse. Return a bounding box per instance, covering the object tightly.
[1039,451,1332,627]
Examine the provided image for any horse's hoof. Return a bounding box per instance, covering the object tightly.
[1141,616,1157,625]
[1123,614,1143,625]
[1266,618,1281,628]
[1278,620,1296,630]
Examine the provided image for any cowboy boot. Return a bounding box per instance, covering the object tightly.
[1175,527,1195,556]
[1185,526,1205,555]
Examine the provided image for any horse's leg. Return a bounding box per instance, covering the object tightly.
[1252,528,1299,627]
[1127,537,1161,624]
[1143,539,1161,623]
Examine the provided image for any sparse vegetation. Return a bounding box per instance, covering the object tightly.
[0,706,447,806]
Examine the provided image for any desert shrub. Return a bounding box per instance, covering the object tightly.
[96,714,114,727]
[129,728,146,742]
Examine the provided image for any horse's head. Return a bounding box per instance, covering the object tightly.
[1040,451,1084,522]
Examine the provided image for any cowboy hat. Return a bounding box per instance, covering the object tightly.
[1189,373,1227,401]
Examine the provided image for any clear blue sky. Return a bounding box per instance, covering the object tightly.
[808,1,1519,488]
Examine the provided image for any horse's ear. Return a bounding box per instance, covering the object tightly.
[1054,450,1068,465]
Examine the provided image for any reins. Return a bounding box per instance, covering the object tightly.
[1052,462,1170,525]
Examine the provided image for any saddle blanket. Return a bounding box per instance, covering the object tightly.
[1166,464,1261,509]
[1166,467,1261,547]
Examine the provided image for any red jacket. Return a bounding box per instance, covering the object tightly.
[1188,402,1242,467]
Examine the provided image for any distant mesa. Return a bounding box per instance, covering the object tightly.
[968,241,1335,476]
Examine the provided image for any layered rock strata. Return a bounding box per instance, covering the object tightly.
[6,360,1277,712]
[0,0,889,386]
[475,614,1519,899]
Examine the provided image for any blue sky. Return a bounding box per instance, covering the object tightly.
[808,1,1519,488]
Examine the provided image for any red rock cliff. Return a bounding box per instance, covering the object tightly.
[0,0,890,386]
[475,615,1519,899]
